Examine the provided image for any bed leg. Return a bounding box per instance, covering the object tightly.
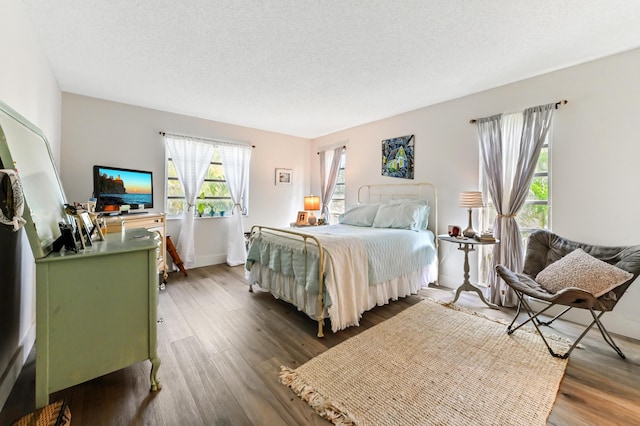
[317,320,324,338]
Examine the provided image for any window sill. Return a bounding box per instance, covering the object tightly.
[167,214,247,220]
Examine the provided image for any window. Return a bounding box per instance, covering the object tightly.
[328,152,345,223]
[166,150,246,216]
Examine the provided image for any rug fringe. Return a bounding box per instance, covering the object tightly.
[279,366,357,426]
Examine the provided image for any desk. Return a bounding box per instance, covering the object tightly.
[438,234,499,309]
[104,212,168,285]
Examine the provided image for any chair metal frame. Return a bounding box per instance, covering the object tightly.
[507,289,624,359]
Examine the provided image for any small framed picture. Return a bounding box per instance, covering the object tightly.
[275,168,292,185]
[89,214,105,241]
[448,225,461,237]
[73,213,92,249]
[296,211,309,225]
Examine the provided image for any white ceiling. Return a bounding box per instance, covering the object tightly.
[21,1,640,139]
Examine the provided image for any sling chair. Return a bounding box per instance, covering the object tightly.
[495,229,640,359]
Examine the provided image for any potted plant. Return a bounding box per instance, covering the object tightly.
[207,203,215,216]
[213,201,226,217]
[196,192,206,217]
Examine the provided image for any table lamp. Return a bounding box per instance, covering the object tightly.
[459,191,484,238]
[304,195,321,225]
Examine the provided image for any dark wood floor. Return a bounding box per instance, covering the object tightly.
[2,264,639,425]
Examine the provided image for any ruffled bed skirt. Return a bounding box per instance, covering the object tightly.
[247,259,438,332]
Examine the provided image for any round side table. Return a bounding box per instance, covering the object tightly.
[438,234,499,309]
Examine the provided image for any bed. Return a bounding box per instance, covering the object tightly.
[245,182,438,336]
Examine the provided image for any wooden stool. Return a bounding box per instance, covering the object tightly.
[166,236,187,277]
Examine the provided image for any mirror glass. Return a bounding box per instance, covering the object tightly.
[0,101,69,258]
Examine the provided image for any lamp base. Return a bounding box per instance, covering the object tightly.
[462,227,477,238]
[307,212,317,225]
[463,208,476,238]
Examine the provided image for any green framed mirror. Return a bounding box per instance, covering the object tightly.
[0,100,70,258]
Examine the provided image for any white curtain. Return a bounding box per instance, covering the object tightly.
[220,144,251,266]
[319,146,343,221]
[164,135,215,269]
[478,103,555,306]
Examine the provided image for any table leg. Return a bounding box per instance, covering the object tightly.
[452,243,499,309]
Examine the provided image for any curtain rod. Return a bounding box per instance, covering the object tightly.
[317,145,346,155]
[159,131,255,148]
[468,99,568,124]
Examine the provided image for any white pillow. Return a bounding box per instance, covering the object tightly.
[536,248,633,297]
[372,203,429,231]
[338,203,380,227]
[386,199,430,229]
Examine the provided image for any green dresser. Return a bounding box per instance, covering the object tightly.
[35,229,162,408]
[0,100,162,409]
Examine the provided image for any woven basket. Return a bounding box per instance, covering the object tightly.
[12,400,70,426]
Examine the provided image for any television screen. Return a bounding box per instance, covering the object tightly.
[93,165,153,212]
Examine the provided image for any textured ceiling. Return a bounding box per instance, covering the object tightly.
[21,1,640,138]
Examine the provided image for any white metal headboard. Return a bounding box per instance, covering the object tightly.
[357,182,438,237]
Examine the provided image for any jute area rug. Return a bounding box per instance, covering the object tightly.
[280,299,568,426]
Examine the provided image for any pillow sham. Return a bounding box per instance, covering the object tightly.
[338,203,380,227]
[384,199,430,229]
[372,203,429,231]
[536,248,633,298]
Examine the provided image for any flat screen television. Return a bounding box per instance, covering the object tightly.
[93,165,153,212]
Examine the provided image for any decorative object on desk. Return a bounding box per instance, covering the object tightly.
[304,194,320,225]
[73,212,94,248]
[63,203,78,215]
[275,168,292,185]
[381,134,414,179]
[80,211,104,243]
[280,299,567,426]
[87,197,97,213]
[90,213,105,240]
[53,222,78,253]
[475,230,496,243]
[459,191,484,237]
[448,225,461,237]
[296,211,309,226]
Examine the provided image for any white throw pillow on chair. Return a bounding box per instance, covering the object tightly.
[535,248,633,298]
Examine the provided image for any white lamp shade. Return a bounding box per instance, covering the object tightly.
[459,191,484,208]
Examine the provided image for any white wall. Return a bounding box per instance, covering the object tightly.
[0,0,61,410]
[60,93,311,267]
[311,48,640,340]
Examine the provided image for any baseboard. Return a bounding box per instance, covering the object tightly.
[167,254,228,271]
[433,272,458,289]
